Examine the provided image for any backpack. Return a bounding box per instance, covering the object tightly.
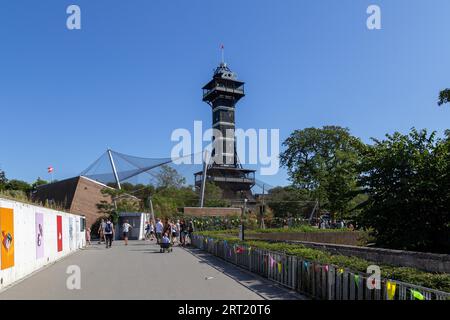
[104,222,112,233]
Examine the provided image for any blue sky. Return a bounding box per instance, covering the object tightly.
[0,0,449,186]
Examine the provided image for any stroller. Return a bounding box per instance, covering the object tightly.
[159,241,173,253]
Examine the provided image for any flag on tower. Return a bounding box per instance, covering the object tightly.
[47,166,54,173]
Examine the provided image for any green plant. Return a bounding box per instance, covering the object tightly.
[197,232,450,292]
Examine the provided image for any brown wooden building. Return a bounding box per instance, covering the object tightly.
[33,176,112,228]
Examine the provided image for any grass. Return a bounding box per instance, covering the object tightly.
[0,191,69,212]
[197,231,450,293]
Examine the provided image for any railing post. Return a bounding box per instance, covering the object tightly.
[328,266,335,300]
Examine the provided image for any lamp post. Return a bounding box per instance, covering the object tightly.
[240,198,247,241]
[148,195,155,225]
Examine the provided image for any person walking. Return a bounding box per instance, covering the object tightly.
[145,221,154,241]
[163,219,172,244]
[155,218,164,244]
[104,218,115,248]
[179,219,187,246]
[171,221,179,245]
[187,220,194,245]
[149,222,155,241]
[86,227,91,246]
[122,220,132,245]
[176,219,181,236]
[98,218,106,244]
[144,221,149,240]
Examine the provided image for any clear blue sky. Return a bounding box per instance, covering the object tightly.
[0,0,449,186]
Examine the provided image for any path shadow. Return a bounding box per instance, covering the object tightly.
[124,242,153,246]
[183,247,306,300]
[129,249,162,254]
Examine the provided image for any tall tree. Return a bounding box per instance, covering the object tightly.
[266,186,311,218]
[358,129,450,253]
[6,179,31,193]
[97,188,141,223]
[203,182,227,207]
[155,165,186,189]
[438,89,450,106]
[0,169,7,191]
[280,126,364,219]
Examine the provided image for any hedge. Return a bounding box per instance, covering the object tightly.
[196,231,450,293]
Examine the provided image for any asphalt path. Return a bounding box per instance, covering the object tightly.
[0,240,306,300]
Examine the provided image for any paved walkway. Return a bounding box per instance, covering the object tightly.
[0,241,305,300]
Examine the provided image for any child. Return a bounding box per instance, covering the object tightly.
[162,232,170,244]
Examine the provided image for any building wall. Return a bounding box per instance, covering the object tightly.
[70,177,111,229]
[116,213,149,240]
[32,176,79,210]
[0,197,86,290]
[33,176,112,230]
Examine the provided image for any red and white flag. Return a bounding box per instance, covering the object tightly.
[47,166,54,173]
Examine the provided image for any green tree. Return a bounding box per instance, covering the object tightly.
[152,186,198,217]
[203,182,227,207]
[155,165,186,189]
[97,188,141,223]
[6,179,31,193]
[280,126,364,220]
[438,89,450,106]
[119,183,155,209]
[31,177,48,190]
[266,186,311,218]
[358,129,450,253]
[0,169,7,191]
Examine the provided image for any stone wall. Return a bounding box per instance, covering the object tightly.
[247,232,450,273]
[247,231,363,246]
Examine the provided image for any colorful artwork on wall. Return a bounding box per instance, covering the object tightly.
[0,207,15,270]
[57,215,63,252]
[69,217,74,250]
[36,212,44,259]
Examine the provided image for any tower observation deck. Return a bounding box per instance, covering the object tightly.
[195,62,256,202]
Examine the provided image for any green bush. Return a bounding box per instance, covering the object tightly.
[197,232,450,292]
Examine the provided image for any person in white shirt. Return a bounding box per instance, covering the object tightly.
[155,218,164,244]
[122,220,133,245]
[171,221,178,245]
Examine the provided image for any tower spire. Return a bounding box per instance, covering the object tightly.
[220,44,225,64]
